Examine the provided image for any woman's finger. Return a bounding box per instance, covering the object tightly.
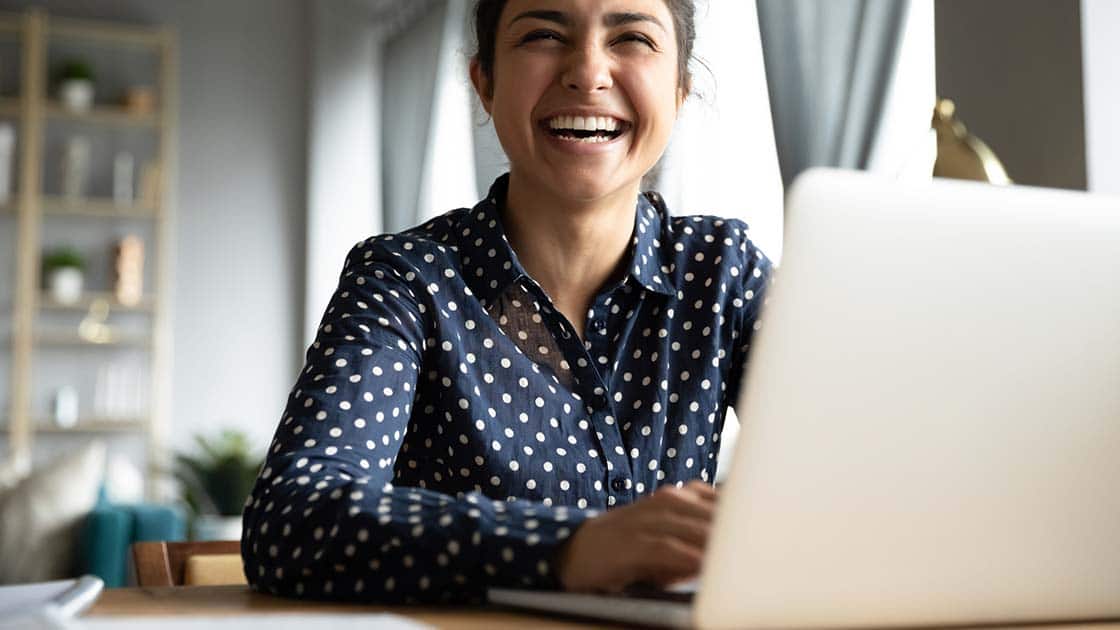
[683,479,718,502]
[637,535,705,586]
[646,511,711,548]
[652,485,717,522]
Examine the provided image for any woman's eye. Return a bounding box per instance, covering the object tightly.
[616,33,656,49]
[520,30,564,44]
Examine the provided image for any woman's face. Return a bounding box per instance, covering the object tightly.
[472,0,685,205]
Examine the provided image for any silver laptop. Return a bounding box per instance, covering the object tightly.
[489,169,1120,629]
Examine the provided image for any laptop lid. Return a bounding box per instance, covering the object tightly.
[697,169,1120,629]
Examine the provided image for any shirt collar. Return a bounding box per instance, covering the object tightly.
[629,191,677,296]
[458,174,677,306]
[458,175,528,307]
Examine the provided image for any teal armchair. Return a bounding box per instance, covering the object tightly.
[78,489,186,587]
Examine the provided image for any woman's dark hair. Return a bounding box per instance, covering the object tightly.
[472,0,697,94]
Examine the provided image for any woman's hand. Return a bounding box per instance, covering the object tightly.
[554,480,718,593]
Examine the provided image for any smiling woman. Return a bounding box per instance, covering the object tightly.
[241,0,772,604]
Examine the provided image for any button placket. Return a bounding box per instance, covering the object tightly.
[526,287,630,506]
[586,291,647,504]
[577,371,633,507]
[527,280,636,506]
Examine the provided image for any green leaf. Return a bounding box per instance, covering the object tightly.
[172,429,262,517]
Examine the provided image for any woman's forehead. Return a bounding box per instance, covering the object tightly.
[500,0,674,29]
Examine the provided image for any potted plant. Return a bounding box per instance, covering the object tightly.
[174,429,262,541]
[55,59,95,112]
[42,246,85,305]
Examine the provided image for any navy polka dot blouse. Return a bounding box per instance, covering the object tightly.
[242,174,772,604]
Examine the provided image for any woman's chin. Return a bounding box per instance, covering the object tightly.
[543,170,633,204]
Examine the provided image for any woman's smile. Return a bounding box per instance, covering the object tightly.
[538,110,634,154]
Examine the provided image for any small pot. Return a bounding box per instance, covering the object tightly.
[193,514,244,542]
[48,267,83,304]
[59,79,94,112]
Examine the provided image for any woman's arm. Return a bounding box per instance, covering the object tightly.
[240,240,595,604]
[728,228,773,409]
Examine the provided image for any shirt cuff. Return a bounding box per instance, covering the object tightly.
[468,493,598,591]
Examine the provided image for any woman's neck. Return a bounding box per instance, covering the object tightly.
[503,172,639,339]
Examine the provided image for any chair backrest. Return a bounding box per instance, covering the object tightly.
[131,540,244,587]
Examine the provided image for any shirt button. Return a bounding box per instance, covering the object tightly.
[611,478,626,492]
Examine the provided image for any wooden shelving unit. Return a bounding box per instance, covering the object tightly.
[33,418,148,433]
[44,102,160,127]
[41,196,159,219]
[1,9,177,499]
[39,290,156,312]
[35,331,153,348]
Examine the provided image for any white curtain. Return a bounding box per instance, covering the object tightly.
[417,0,480,222]
[866,0,938,181]
[305,0,478,347]
[305,0,383,347]
[756,0,936,188]
[657,0,786,265]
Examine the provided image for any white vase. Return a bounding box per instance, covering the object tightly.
[48,267,83,304]
[193,514,243,542]
[59,79,94,112]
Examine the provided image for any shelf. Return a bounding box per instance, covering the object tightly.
[45,103,160,128]
[48,16,167,49]
[33,418,147,433]
[41,196,158,218]
[39,291,155,312]
[35,331,152,347]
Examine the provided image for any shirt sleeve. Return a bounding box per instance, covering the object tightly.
[241,240,596,604]
[727,226,774,409]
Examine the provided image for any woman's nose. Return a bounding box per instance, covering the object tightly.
[561,46,614,93]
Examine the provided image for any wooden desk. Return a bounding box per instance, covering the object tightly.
[87,585,614,629]
[87,585,1120,630]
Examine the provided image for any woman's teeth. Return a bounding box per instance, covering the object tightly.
[549,115,620,132]
[546,115,625,142]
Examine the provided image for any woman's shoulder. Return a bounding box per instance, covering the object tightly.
[643,192,758,256]
[660,210,767,273]
[344,207,475,272]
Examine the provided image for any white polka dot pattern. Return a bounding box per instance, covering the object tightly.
[241,174,772,604]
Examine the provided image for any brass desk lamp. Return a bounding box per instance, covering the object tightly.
[932,98,1012,185]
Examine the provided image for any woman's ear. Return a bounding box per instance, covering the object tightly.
[470,58,494,114]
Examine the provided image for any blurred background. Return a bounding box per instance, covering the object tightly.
[0,0,1115,586]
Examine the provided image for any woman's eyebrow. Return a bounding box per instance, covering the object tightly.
[508,10,666,33]
[603,12,666,32]
[508,10,569,27]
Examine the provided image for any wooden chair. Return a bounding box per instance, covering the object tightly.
[131,540,246,587]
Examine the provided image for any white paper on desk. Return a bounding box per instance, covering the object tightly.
[0,580,78,617]
[0,576,103,620]
[74,614,433,630]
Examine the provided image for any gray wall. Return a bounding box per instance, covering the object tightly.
[935,0,1086,190]
[0,0,310,458]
